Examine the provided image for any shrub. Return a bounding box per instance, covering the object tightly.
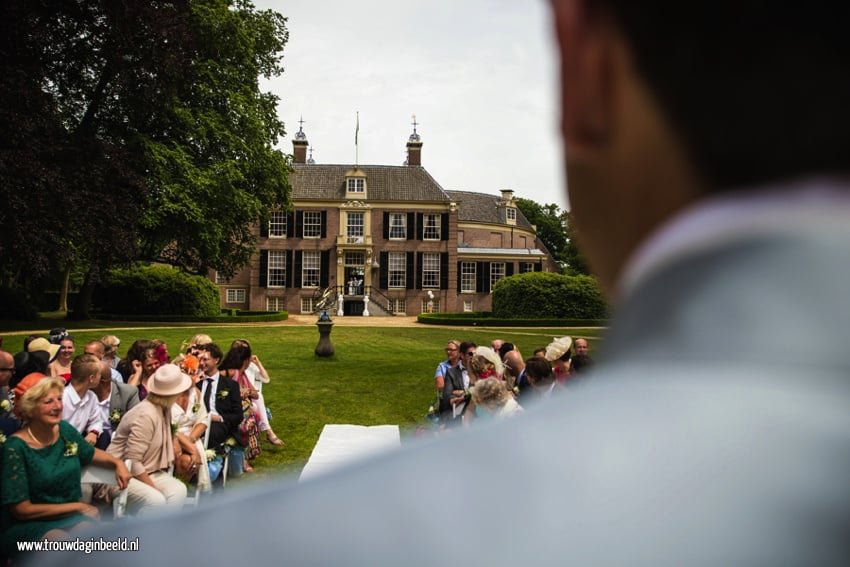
[94,265,220,318]
[491,272,608,319]
[0,287,38,320]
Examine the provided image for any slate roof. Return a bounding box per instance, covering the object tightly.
[292,164,451,202]
[447,190,534,230]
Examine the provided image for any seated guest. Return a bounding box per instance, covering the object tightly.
[116,339,155,383]
[0,349,19,435]
[524,356,560,401]
[1,375,130,559]
[107,365,189,515]
[62,354,102,445]
[470,378,523,420]
[172,381,211,492]
[83,340,123,384]
[49,336,76,383]
[197,343,242,451]
[467,346,504,384]
[93,361,140,450]
[219,343,260,472]
[570,338,594,374]
[126,347,162,400]
[503,350,530,400]
[440,341,476,427]
[231,339,284,446]
[100,335,121,369]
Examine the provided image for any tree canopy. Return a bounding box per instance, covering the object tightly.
[0,0,291,315]
[515,198,589,275]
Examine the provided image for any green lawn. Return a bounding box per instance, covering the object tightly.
[0,321,604,482]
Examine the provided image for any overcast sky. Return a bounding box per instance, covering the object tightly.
[254,0,567,209]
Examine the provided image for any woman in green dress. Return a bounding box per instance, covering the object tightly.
[1,374,131,557]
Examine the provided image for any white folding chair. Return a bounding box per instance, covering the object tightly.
[81,459,132,519]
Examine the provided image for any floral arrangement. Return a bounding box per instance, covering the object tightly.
[171,422,178,436]
[205,449,217,461]
[0,399,11,413]
[182,354,200,375]
[63,439,78,457]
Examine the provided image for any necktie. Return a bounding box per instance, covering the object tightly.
[203,378,213,410]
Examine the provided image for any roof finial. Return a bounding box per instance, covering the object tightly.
[409,114,421,142]
[295,115,307,140]
[307,147,315,165]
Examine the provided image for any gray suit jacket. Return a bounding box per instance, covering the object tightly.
[109,381,140,415]
[55,225,850,566]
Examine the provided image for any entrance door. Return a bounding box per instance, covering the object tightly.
[344,251,365,295]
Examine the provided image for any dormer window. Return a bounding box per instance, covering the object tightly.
[506,207,517,225]
[347,178,364,192]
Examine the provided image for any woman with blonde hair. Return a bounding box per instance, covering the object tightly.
[1,375,130,557]
[470,378,523,419]
[107,364,190,515]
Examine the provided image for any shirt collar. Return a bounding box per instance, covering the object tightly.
[618,177,850,301]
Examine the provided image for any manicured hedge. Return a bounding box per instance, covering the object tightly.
[417,312,606,327]
[491,272,608,319]
[95,310,288,323]
[94,265,220,318]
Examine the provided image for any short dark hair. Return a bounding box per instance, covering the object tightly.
[525,356,554,385]
[595,2,850,191]
[219,344,251,372]
[459,341,477,354]
[498,342,515,359]
[200,342,223,363]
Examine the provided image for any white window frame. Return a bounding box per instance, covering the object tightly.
[389,213,407,240]
[225,288,246,303]
[388,252,406,289]
[387,298,406,315]
[347,212,364,238]
[215,271,228,284]
[303,211,322,238]
[268,250,286,288]
[302,251,321,288]
[266,297,285,311]
[461,262,476,293]
[421,252,440,288]
[347,178,364,192]
[489,262,506,292]
[269,211,287,237]
[423,213,440,240]
[463,300,474,313]
[521,262,535,273]
[421,299,440,313]
[506,207,517,223]
[300,297,315,314]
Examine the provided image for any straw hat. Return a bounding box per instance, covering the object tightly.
[544,336,573,362]
[27,338,60,362]
[147,364,192,396]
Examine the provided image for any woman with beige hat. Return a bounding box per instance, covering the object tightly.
[106,364,191,515]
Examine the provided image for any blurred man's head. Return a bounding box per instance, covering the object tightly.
[550,1,850,293]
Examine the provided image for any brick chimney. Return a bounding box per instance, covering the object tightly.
[292,118,309,164]
[405,115,422,166]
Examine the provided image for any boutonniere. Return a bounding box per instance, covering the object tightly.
[191,401,200,414]
[512,385,520,396]
[171,422,178,436]
[0,399,10,413]
[63,439,78,457]
[109,408,123,426]
[225,436,238,447]
[217,389,229,400]
[0,432,6,446]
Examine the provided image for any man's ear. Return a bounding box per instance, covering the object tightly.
[551,0,614,154]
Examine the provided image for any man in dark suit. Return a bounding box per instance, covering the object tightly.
[198,343,242,450]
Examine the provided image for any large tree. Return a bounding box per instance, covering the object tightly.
[0,0,291,316]
[515,198,589,276]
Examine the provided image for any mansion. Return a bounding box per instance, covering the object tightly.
[213,126,558,316]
